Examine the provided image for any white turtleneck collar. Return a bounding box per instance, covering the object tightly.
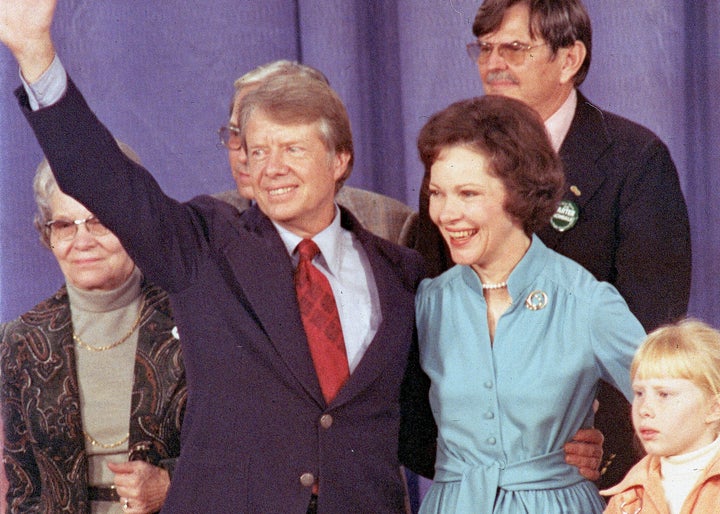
[661,435,720,514]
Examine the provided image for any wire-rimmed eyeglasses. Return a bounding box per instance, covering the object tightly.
[466,40,547,66]
[218,125,242,151]
[45,215,110,241]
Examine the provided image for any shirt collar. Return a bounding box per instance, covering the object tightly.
[273,204,344,277]
[459,234,548,298]
[544,88,577,152]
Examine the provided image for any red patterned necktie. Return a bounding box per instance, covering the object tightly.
[294,239,350,403]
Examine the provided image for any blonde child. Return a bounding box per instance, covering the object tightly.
[602,318,720,513]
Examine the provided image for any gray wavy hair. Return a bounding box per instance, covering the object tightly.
[229,60,329,115]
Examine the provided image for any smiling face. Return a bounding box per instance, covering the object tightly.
[245,110,350,238]
[476,2,579,120]
[632,376,720,457]
[428,145,529,278]
[49,190,135,291]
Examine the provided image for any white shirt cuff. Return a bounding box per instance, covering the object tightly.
[20,54,67,111]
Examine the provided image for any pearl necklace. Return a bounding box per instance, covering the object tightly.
[481,281,508,290]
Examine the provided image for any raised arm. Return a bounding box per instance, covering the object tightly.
[5,0,218,293]
[0,0,57,82]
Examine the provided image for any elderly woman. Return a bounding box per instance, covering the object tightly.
[414,96,646,514]
[0,144,185,514]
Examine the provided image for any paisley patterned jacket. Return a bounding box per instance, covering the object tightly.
[0,282,185,513]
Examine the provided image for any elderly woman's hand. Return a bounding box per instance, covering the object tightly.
[108,460,170,513]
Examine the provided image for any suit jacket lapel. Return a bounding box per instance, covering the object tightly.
[542,93,613,248]
[218,205,325,405]
[560,93,612,201]
[216,204,413,408]
[331,208,412,406]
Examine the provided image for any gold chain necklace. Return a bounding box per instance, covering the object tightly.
[72,300,144,352]
[83,430,129,449]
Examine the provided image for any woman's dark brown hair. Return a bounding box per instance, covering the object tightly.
[417,94,564,236]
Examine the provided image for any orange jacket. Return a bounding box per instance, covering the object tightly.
[601,449,720,514]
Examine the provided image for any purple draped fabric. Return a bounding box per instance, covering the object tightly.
[0,2,718,511]
[3,1,715,325]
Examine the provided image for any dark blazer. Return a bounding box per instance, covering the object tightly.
[0,282,185,513]
[539,92,691,331]
[19,79,426,513]
[414,92,691,489]
[544,93,691,489]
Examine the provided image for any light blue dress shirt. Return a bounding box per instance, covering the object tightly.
[416,235,645,514]
[274,207,380,373]
[20,54,66,108]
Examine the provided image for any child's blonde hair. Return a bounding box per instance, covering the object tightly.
[631,318,720,398]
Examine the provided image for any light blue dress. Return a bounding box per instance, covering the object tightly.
[416,235,645,514]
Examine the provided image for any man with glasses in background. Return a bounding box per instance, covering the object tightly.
[414,0,691,491]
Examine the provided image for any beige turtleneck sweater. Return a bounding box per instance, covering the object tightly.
[67,267,143,512]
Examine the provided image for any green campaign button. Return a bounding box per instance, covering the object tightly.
[550,200,579,232]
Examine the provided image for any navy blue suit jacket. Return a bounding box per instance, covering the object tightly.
[538,92,691,331]
[541,94,691,489]
[19,79,427,513]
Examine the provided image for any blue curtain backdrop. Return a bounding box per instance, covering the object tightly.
[1,1,717,324]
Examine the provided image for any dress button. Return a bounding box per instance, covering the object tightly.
[487,437,497,445]
[320,414,333,429]
[484,411,494,420]
[484,381,493,389]
[299,472,315,487]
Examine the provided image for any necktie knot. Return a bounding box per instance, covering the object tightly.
[297,239,320,263]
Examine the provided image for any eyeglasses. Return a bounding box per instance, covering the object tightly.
[218,125,242,151]
[466,40,547,66]
[45,215,110,241]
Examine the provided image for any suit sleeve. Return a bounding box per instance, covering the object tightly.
[398,326,437,479]
[17,78,208,294]
[614,138,691,331]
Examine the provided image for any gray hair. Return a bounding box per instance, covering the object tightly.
[228,60,329,116]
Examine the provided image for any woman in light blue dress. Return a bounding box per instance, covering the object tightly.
[414,95,646,514]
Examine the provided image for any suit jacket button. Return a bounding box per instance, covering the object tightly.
[300,472,315,487]
[319,414,333,429]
